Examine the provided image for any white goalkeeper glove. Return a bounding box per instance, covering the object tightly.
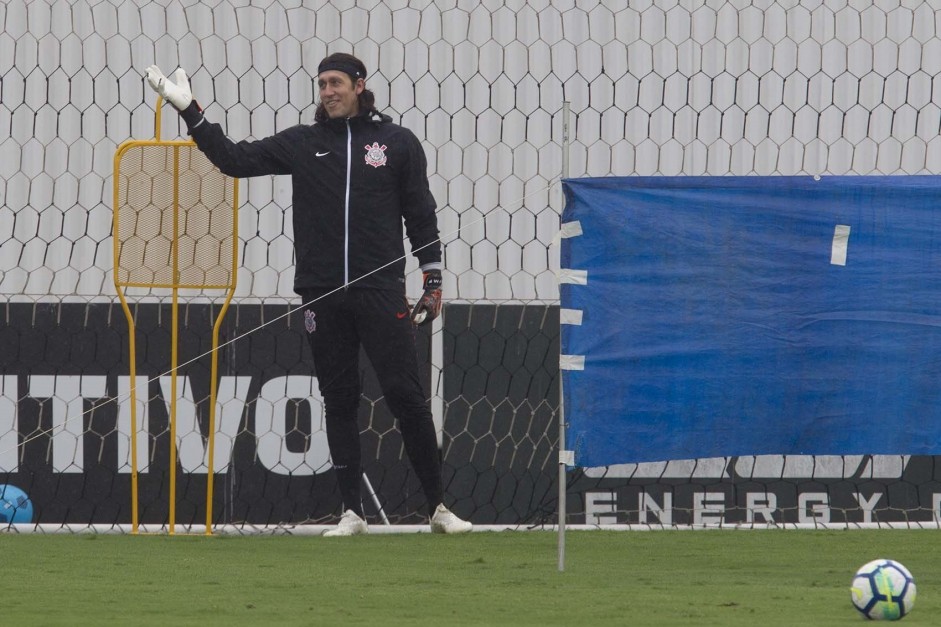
[145,65,193,111]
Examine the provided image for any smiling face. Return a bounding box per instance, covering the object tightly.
[318,70,365,119]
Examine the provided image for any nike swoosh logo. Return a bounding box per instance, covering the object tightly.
[396,312,409,319]
[316,151,330,157]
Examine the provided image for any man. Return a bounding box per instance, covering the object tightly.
[145,53,471,536]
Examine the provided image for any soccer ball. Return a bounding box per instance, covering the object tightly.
[850,559,916,620]
[0,484,33,524]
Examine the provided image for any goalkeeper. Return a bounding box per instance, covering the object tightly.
[145,53,471,536]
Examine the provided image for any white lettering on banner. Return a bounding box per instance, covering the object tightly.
[29,375,107,473]
[746,492,777,523]
[117,376,150,474]
[853,492,883,523]
[254,375,331,476]
[12,374,324,475]
[118,375,251,473]
[638,491,672,525]
[798,492,830,524]
[210,376,253,472]
[0,375,17,472]
[157,376,251,473]
[585,491,617,525]
[581,491,925,525]
[693,491,725,525]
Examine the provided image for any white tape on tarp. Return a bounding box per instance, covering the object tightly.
[559,221,583,238]
[560,308,583,325]
[551,221,583,246]
[557,269,587,285]
[831,224,850,266]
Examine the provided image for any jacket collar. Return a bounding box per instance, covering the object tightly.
[321,109,392,129]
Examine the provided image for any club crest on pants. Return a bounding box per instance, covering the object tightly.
[304,310,317,333]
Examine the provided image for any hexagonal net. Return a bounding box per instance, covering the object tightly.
[114,142,237,291]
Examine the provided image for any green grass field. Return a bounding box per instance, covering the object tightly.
[2,529,937,625]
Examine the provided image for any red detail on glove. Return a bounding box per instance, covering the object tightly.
[411,270,442,325]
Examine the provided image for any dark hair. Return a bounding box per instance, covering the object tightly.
[314,52,377,122]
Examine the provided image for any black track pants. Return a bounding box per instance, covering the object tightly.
[300,288,444,518]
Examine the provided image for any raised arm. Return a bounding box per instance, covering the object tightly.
[145,65,294,178]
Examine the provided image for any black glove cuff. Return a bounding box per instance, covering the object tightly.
[423,269,442,289]
[179,100,205,133]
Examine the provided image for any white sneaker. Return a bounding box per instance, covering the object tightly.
[430,504,472,534]
[323,510,368,537]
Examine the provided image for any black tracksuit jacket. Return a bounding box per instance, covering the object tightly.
[187,108,441,293]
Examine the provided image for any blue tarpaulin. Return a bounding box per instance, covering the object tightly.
[560,176,941,467]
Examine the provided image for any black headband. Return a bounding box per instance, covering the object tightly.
[318,60,365,82]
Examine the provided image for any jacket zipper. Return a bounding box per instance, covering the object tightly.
[343,120,352,288]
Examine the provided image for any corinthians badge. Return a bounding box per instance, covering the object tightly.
[364,142,388,168]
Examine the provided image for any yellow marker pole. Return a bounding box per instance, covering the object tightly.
[114,93,237,536]
[169,143,180,535]
[112,171,140,534]
[205,183,239,535]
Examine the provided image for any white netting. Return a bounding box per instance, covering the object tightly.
[5,0,941,303]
